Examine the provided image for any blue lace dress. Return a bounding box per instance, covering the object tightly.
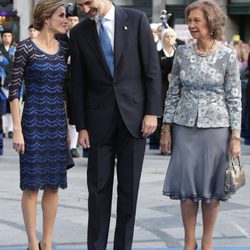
[9,39,68,191]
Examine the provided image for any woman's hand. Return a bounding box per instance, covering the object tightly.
[13,128,25,155]
[229,138,241,159]
[160,130,172,155]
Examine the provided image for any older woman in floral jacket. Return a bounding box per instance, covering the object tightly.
[160,1,241,250]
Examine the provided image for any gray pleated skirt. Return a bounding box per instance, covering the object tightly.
[163,124,231,202]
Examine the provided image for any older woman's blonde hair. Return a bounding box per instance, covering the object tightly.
[185,0,226,41]
[33,0,65,31]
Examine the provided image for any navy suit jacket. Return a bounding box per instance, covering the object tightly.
[70,6,162,144]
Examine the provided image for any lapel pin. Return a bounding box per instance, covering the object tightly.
[124,26,128,30]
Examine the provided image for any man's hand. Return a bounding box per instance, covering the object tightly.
[141,115,157,138]
[78,129,90,149]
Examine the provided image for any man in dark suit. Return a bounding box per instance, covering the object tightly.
[70,1,162,249]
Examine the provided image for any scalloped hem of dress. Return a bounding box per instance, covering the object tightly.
[163,192,231,203]
[20,184,67,191]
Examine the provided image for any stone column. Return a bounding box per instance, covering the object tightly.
[152,0,165,23]
[217,0,238,43]
[14,0,33,41]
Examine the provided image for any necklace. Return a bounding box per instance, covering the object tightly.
[194,40,217,57]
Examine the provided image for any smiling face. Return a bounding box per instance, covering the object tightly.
[46,6,68,34]
[76,0,109,20]
[187,8,211,41]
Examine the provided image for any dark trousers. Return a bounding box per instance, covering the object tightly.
[87,104,146,250]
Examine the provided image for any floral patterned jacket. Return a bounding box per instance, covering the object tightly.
[163,43,242,130]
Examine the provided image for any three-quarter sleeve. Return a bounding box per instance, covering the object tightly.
[224,50,242,131]
[9,40,29,101]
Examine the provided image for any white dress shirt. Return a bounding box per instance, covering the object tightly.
[96,3,115,51]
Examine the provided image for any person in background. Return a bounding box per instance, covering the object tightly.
[244,49,250,144]
[70,0,162,249]
[60,2,80,158]
[0,29,16,139]
[149,28,177,152]
[160,1,241,250]
[0,71,3,155]
[156,28,176,153]
[156,23,163,51]
[150,23,159,46]
[28,24,40,39]
[0,53,6,155]
[9,1,68,250]
[159,28,176,95]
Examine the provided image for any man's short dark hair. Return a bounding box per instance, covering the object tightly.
[28,24,34,30]
[1,29,12,38]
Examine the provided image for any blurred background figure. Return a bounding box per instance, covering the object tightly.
[228,36,250,143]
[60,2,80,158]
[150,23,159,46]
[0,52,6,155]
[0,102,2,155]
[66,3,79,30]
[149,28,177,152]
[242,43,250,144]
[65,2,80,158]
[28,24,40,39]
[0,29,16,139]
[159,28,177,104]
[156,23,163,51]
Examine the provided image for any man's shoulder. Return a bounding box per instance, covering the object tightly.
[116,5,145,18]
[71,18,92,34]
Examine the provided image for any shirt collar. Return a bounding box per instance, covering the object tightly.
[96,2,115,23]
[104,2,115,22]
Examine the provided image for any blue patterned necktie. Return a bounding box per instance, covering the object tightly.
[98,18,114,77]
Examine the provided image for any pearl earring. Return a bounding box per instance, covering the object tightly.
[48,23,52,29]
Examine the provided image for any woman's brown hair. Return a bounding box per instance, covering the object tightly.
[33,0,64,31]
[185,0,226,41]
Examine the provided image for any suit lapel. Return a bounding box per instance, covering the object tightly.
[85,19,109,72]
[114,7,128,73]
[84,7,128,78]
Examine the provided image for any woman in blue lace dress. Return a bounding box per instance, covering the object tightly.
[160,1,241,250]
[9,1,68,250]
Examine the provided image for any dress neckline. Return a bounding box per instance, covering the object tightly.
[30,39,60,56]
